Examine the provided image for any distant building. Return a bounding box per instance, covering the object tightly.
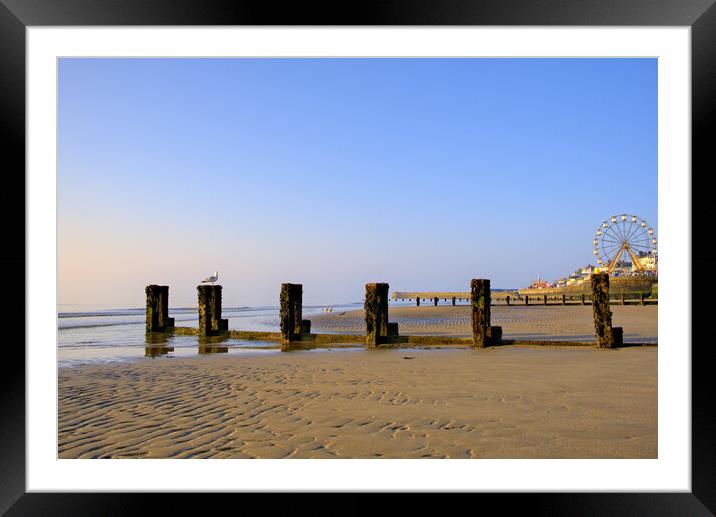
[580,265,596,275]
[561,265,596,286]
[525,261,656,291]
[528,276,553,290]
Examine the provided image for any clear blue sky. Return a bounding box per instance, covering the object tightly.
[58,58,657,308]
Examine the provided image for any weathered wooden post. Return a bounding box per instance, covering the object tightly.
[451,296,456,306]
[582,294,587,305]
[213,287,227,332]
[506,295,510,306]
[621,293,625,305]
[641,293,646,305]
[416,296,420,307]
[543,294,547,305]
[388,322,399,337]
[146,285,175,332]
[280,283,305,342]
[591,273,614,348]
[279,284,293,343]
[471,279,491,348]
[301,319,311,334]
[562,294,566,305]
[525,295,529,305]
[197,285,227,336]
[486,325,502,344]
[365,283,389,347]
[378,284,389,338]
[156,285,172,329]
[433,297,438,306]
[291,283,303,337]
[612,327,623,347]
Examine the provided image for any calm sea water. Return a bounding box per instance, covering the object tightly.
[58,303,370,368]
[58,293,524,368]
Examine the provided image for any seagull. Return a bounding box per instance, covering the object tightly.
[201,271,219,285]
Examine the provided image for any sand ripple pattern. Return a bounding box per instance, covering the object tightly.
[58,347,657,459]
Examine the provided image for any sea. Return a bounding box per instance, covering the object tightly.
[58,293,525,368]
[59,303,358,367]
[58,302,405,368]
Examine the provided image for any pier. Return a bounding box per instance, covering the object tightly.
[390,290,655,306]
[392,291,515,305]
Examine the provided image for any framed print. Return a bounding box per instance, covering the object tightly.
[2,0,713,514]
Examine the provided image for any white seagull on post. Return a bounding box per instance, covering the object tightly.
[202,271,219,285]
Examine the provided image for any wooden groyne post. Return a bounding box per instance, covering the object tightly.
[524,295,529,306]
[388,322,399,336]
[471,279,491,348]
[301,319,311,334]
[612,326,623,347]
[280,283,306,343]
[543,294,547,305]
[365,283,390,346]
[591,273,614,348]
[433,297,439,306]
[562,294,566,305]
[145,285,174,332]
[416,296,420,307]
[451,296,456,306]
[197,285,228,337]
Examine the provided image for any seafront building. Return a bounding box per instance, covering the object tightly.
[526,260,656,292]
[527,276,553,290]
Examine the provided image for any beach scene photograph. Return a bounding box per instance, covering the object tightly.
[58,57,657,460]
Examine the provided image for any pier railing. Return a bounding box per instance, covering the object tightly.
[390,291,656,306]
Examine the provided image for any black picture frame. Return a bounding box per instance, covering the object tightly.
[2,0,712,514]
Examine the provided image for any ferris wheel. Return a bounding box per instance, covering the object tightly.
[593,214,657,273]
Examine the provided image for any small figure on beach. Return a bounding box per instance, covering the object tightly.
[201,271,219,285]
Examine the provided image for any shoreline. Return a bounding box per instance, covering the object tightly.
[58,304,657,368]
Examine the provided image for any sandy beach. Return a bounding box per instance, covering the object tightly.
[55,56,661,465]
[311,304,658,343]
[59,305,658,459]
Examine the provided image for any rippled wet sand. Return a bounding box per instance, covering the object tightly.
[58,346,657,459]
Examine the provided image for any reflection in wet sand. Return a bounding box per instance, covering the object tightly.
[145,346,174,357]
[198,334,230,353]
[198,334,229,346]
[198,345,228,354]
[281,341,317,352]
[145,332,171,345]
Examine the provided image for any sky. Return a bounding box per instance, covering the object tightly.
[58,58,657,308]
